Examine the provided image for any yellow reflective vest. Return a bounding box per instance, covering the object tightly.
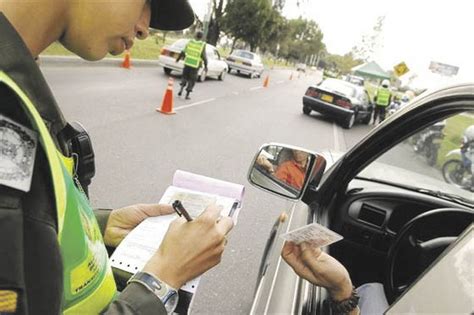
[0,71,117,314]
[184,39,206,68]
[376,87,391,106]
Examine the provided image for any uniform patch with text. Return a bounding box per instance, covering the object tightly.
[0,114,37,192]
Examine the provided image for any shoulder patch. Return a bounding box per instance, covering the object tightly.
[0,114,37,192]
[0,290,18,313]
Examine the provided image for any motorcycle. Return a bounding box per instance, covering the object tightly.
[442,138,473,191]
[387,101,401,117]
[413,120,446,166]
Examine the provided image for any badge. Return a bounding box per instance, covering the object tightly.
[0,290,18,313]
[0,114,37,192]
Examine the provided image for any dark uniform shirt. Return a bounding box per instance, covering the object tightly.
[0,12,166,315]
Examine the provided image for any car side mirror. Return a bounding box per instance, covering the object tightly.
[248,143,326,200]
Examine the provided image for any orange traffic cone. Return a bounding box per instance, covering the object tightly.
[263,75,269,88]
[289,73,293,80]
[156,78,176,115]
[121,50,131,69]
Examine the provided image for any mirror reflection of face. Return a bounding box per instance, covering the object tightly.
[292,150,309,164]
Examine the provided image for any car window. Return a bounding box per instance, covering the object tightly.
[206,47,219,60]
[357,111,474,205]
[233,50,255,60]
[319,79,357,98]
[358,90,368,103]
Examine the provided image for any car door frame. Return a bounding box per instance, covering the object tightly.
[249,84,474,315]
[307,84,474,313]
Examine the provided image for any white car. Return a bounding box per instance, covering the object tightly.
[226,50,264,78]
[158,39,228,82]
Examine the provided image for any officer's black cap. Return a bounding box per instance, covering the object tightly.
[150,0,195,31]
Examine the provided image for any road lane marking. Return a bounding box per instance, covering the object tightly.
[250,86,263,91]
[333,122,340,151]
[174,98,216,111]
[332,122,347,151]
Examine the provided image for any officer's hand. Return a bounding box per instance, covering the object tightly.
[142,204,234,289]
[281,241,353,301]
[104,204,174,247]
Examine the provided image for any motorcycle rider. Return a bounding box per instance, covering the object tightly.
[372,79,392,124]
[461,125,474,189]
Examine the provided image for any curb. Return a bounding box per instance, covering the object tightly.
[38,55,160,67]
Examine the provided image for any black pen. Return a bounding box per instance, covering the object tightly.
[229,201,239,217]
[172,200,193,222]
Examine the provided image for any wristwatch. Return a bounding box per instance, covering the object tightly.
[128,272,179,314]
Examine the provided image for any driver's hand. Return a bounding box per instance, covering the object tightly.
[281,241,353,301]
[104,204,174,247]
[256,155,274,173]
[142,204,234,289]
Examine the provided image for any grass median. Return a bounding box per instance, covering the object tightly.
[437,114,472,167]
[41,36,291,69]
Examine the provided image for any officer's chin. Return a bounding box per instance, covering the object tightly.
[80,50,108,62]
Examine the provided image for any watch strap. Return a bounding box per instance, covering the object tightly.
[329,287,360,315]
[128,272,178,313]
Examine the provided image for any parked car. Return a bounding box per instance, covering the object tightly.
[226,50,264,78]
[158,39,228,82]
[346,74,365,86]
[302,78,373,129]
[247,84,474,315]
[296,63,307,72]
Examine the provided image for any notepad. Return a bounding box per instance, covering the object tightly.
[110,170,245,293]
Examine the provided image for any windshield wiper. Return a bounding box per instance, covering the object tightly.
[355,177,473,206]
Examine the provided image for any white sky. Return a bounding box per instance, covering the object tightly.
[189,0,474,88]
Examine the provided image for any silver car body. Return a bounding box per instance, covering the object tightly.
[250,84,474,314]
[226,50,264,78]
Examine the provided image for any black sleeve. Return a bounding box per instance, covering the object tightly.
[102,283,167,315]
[201,48,208,68]
[94,208,112,237]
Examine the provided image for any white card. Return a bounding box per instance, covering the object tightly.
[0,114,38,192]
[280,223,343,248]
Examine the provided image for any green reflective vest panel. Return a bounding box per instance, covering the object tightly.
[184,40,206,68]
[376,88,391,106]
[0,72,117,314]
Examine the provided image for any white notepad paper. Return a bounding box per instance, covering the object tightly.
[110,170,245,293]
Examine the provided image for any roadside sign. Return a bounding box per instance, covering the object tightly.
[394,62,409,77]
[429,61,459,76]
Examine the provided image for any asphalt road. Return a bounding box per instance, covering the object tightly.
[40,61,373,314]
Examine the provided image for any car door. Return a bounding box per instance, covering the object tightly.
[205,47,219,76]
[249,84,474,314]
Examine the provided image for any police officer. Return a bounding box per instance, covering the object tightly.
[0,1,233,314]
[176,31,208,100]
[372,79,392,124]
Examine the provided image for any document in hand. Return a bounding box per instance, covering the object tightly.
[109,170,245,293]
[280,223,343,248]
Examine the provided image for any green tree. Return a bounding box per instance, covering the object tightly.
[206,0,225,46]
[325,52,363,74]
[222,0,275,52]
[278,18,325,62]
